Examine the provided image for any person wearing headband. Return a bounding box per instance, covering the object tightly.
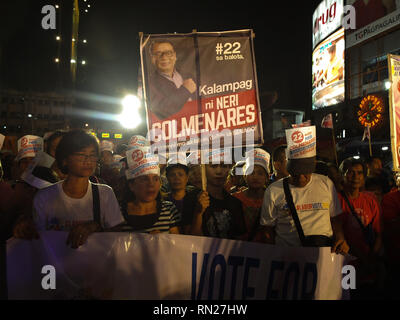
[190,149,246,240]
[118,147,181,234]
[233,149,270,242]
[258,126,349,254]
[163,154,205,234]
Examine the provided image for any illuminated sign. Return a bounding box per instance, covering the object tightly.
[114,134,123,139]
[101,133,110,138]
[358,95,384,128]
[313,0,344,49]
[312,28,345,110]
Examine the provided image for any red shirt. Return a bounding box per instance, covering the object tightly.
[382,190,400,263]
[338,191,382,257]
[233,190,263,236]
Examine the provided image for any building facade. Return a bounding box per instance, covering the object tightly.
[311,0,400,164]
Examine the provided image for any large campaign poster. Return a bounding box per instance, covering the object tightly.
[312,28,345,110]
[7,232,348,300]
[139,30,263,151]
[388,54,400,172]
[346,0,400,48]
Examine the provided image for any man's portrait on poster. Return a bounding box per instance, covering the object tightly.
[146,39,197,120]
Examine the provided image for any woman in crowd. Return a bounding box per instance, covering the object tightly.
[33,130,124,249]
[233,149,270,241]
[118,147,181,234]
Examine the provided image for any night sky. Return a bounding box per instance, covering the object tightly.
[1,0,323,116]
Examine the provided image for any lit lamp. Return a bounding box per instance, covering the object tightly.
[118,95,142,129]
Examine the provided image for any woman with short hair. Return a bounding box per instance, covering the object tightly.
[33,129,124,249]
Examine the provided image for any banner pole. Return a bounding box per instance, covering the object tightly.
[201,164,207,192]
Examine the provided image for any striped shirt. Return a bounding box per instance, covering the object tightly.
[119,199,181,234]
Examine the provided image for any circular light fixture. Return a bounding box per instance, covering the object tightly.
[358,95,384,128]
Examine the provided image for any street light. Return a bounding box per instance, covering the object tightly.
[385,80,392,90]
[118,95,142,129]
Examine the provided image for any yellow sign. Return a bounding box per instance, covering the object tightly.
[114,134,123,139]
[102,133,110,138]
[358,95,384,128]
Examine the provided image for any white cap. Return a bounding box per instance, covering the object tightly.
[128,135,150,149]
[285,126,317,160]
[205,148,232,164]
[244,148,270,175]
[186,150,202,167]
[100,140,114,153]
[125,147,160,180]
[110,154,124,170]
[166,152,188,168]
[21,151,56,189]
[16,135,44,161]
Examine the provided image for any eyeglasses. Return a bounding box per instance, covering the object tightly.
[70,153,99,162]
[151,50,175,58]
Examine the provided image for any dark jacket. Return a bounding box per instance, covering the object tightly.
[147,70,196,120]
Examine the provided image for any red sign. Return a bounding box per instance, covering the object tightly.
[291,131,304,144]
[131,149,144,162]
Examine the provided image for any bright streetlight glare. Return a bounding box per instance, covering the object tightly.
[82,60,86,65]
[56,36,61,41]
[122,95,141,111]
[385,81,392,90]
[118,110,142,129]
[119,95,142,129]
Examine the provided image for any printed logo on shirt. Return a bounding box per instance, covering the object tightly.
[295,202,329,212]
[47,218,89,231]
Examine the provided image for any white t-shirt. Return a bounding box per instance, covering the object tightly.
[260,174,342,247]
[33,181,124,231]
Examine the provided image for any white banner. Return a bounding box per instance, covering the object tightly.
[7,232,347,300]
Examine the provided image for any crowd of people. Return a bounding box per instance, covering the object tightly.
[0,127,400,300]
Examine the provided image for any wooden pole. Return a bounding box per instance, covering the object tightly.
[201,164,207,192]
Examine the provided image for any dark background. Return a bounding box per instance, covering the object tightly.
[0,0,323,118]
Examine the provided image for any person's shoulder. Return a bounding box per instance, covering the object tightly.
[92,182,113,193]
[161,200,175,210]
[383,189,400,201]
[36,181,62,196]
[312,173,334,188]
[360,191,380,205]
[267,178,284,193]
[231,189,247,200]
[34,181,63,204]
[225,191,243,205]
